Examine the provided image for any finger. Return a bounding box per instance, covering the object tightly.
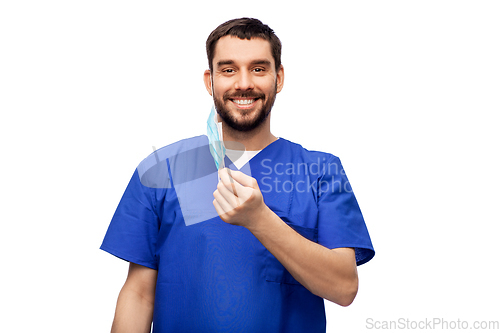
[225,169,258,189]
[214,185,238,212]
[212,198,227,217]
[219,168,241,197]
[213,190,232,215]
[223,182,242,207]
[218,168,234,191]
[227,169,240,205]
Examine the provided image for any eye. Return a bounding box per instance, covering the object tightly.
[253,68,264,73]
[223,69,235,74]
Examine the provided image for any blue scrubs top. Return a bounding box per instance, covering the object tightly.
[101,135,374,333]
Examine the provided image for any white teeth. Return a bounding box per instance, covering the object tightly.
[233,99,255,105]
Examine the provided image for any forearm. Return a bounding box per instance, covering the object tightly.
[111,283,155,333]
[247,207,358,306]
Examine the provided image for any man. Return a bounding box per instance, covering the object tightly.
[101,18,374,333]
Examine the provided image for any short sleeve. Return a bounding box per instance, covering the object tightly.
[317,156,374,266]
[100,169,160,270]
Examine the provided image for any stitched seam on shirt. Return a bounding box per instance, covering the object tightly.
[100,245,158,269]
[286,147,295,215]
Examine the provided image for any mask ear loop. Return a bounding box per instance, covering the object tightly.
[210,75,223,147]
[211,74,216,119]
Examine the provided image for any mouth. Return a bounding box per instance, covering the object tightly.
[229,97,260,109]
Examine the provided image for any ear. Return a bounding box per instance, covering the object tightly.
[203,70,212,96]
[276,65,284,93]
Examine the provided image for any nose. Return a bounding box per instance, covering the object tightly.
[234,70,254,91]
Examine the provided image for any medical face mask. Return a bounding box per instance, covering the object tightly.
[207,105,226,170]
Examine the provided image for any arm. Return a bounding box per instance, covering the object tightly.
[213,169,358,306]
[247,209,358,306]
[111,263,158,333]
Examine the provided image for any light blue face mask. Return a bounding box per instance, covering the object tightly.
[207,105,226,170]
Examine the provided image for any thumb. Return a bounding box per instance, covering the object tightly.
[226,169,258,189]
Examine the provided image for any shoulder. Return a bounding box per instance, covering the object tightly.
[137,135,208,173]
[149,135,208,160]
[136,135,209,189]
[278,138,341,165]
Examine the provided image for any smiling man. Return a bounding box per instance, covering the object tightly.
[101,18,374,333]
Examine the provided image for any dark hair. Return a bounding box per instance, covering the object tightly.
[206,18,282,73]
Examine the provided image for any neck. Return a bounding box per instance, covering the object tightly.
[220,117,277,151]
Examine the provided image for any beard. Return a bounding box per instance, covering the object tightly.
[213,82,277,132]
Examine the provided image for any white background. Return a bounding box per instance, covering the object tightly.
[1,1,499,332]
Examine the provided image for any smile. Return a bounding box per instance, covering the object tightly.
[228,98,260,109]
[232,99,256,105]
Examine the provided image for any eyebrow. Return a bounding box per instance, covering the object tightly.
[251,59,272,67]
[216,60,235,68]
[216,59,272,68]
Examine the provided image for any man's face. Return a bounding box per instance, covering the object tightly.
[204,36,284,132]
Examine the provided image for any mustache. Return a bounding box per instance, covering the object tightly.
[223,91,265,100]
